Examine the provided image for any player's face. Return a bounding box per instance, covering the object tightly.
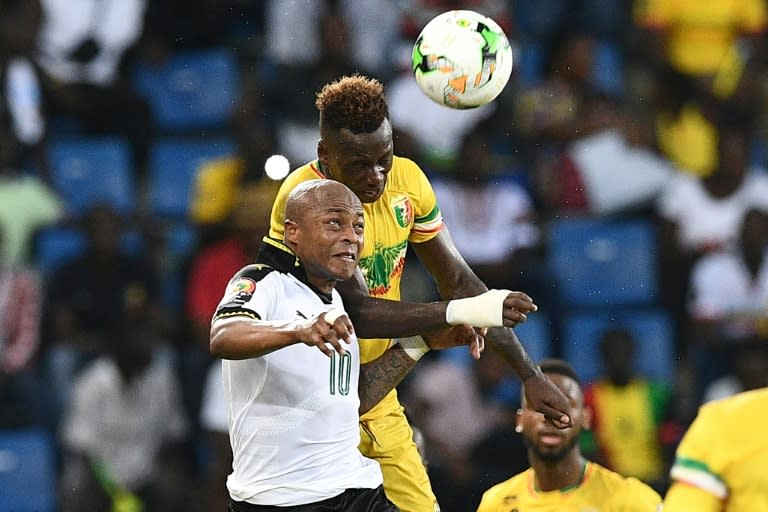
[517,373,588,463]
[290,189,364,286]
[319,119,394,203]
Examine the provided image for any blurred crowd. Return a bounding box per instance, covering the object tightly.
[1,0,768,510]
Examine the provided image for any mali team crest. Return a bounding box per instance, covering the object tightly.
[392,195,413,228]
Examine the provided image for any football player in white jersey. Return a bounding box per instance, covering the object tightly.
[210,180,529,511]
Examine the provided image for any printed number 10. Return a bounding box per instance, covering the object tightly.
[329,351,352,395]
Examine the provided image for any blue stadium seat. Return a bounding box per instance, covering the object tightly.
[34,227,86,275]
[48,137,135,215]
[147,138,235,219]
[561,309,675,384]
[0,428,56,512]
[133,48,240,130]
[549,217,658,306]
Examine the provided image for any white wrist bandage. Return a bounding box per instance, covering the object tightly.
[396,336,430,361]
[445,289,511,327]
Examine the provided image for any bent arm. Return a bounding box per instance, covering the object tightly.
[663,482,722,512]
[209,317,301,359]
[358,345,416,414]
[335,267,450,338]
[413,229,538,380]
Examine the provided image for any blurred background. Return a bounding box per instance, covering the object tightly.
[1,0,767,510]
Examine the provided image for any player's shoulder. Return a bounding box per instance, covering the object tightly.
[233,263,278,283]
[278,161,323,194]
[592,463,662,509]
[478,470,530,509]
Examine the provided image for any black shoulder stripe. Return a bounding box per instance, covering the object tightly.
[234,263,276,283]
[213,308,262,321]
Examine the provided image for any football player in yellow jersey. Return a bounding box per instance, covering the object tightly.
[266,75,572,511]
[477,359,662,512]
[664,387,768,512]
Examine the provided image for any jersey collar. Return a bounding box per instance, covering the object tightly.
[257,236,334,304]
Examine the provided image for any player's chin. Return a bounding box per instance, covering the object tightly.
[357,188,384,203]
[328,260,357,280]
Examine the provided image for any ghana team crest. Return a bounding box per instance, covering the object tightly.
[225,277,257,304]
[392,195,413,228]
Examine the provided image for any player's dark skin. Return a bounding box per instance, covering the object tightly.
[316,116,572,428]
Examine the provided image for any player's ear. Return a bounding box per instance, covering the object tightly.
[317,139,329,169]
[284,219,299,245]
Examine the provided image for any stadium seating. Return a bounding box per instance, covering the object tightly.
[147,138,236,219]
[48,137,135,215]
[561,309,675,384]
[133,48,240,130]
[548,217,658,306]
[0,429,56,512]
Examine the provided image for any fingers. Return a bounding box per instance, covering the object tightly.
[501,292,538,327]
[304,311,355,357]
[469,335,484,360]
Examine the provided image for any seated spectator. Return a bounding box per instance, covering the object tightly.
[583,328,673,488]
[687,206,768,388]
[431,129,540,288]
[58,318,189,511]
[43,204,161,426]
[35,0,152,177]
[657,125,768,340]
[0,226,44,428]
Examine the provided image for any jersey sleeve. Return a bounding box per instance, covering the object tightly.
[663,481,723,512]
[212,265,277,322]
[668,403,728,501]
[407,162,444,243]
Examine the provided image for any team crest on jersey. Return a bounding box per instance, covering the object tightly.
[225,277,256,304]
[392,195,413,228]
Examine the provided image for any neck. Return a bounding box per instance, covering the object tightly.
[530,450,586,492]
[306,274,336,295]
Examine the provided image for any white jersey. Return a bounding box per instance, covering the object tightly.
[213,252,382,506]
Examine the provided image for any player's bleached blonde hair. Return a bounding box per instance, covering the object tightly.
[316,74,389,134]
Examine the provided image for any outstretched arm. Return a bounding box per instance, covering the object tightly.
[336,266,536,338]
[413,228,572,427]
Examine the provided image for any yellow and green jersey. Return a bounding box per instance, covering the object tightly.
[667,388,768,512]
[268,156,443,419]
[477,462,662,512]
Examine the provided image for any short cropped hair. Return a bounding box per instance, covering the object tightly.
[315,75,389,134]
[538,358,581,388]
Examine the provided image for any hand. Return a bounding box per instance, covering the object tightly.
[523,371,572,428]
[501,291,538,327]
[296,309,354,357]
[422,325,485,359]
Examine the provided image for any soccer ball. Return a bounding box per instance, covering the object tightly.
[412,10,513,109]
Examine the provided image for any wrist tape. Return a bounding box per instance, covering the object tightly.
[445,289,510,327]
[397,336,430,361]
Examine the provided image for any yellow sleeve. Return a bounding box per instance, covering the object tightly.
[663,482,723,512]
[668,404,728,500]
[268,168,321,241]
[405,160,443,244]
[633,0,673,29]
[476,485,504,512]
[737,0,768,33]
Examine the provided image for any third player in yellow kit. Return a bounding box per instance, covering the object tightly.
[267,75,572,511]
[477,359,661,512]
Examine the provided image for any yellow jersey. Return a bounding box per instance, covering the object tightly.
[634,0,766,76]
[477,461,662,512]
[269,156,443,419]
[665,388,768,512]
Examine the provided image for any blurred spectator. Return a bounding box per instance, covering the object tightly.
[404,351,515,511]
[656,126,768,341]
[633,0,766,79]
[0,0,49,180]
[58,319,189,511]
[0,227,44,428]
[36,0,152,177]
[686,206,768,388]
[701,343,768,404]
[430,129,542,292]
[266,3,360,165]
[43,204,161,426]
[582,328,673,487]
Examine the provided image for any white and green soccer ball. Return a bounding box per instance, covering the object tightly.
[411,10,514,109]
